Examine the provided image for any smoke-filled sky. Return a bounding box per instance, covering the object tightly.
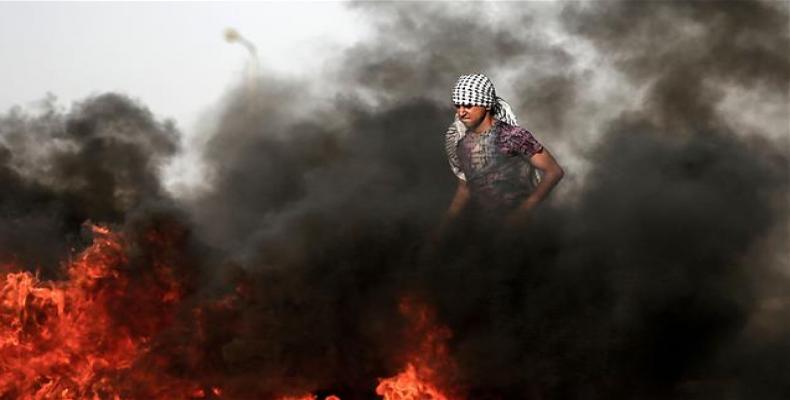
[1,1,789,399]
[0,2,367,133]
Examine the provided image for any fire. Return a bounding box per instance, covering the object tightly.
[376,363,448,400]
[0,224,201,399]
[277,299,457,400]
[0,224,459,399]
[375,297,457,400]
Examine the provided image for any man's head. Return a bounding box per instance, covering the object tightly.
[452,74,498,130]
[455,104,490,130]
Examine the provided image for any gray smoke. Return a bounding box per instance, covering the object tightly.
[1,1,787,399]
[183,1,788,398]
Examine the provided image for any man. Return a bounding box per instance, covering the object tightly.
[444,74,564,224]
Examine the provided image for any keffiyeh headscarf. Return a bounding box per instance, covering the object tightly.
[452,73,518,126]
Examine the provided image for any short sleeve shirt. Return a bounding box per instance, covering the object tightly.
[445,119,543,210]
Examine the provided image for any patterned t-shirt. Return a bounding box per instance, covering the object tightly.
[445,119,543,211]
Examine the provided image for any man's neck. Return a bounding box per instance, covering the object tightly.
[470,115,496,134]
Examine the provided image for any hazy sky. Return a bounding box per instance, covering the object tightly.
[0,1,368,135]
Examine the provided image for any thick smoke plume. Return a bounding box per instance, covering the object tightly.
[1,1,788,399]
[0,93,179,273]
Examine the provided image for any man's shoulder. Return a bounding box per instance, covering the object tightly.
[445,119,466,138]
[495,121,543,155]
[495,121,526,141]
[496,121,529,135]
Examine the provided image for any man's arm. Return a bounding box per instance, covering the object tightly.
[434,180,469,239]
[443,120,469,221]
[516,148,564,214]
[446,180,470,220]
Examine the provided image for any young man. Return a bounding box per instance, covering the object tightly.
[444,74,564,224]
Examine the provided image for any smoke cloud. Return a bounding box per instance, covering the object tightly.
[0,93,179,273]
[1,1,788,399]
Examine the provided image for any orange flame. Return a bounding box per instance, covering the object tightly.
[0,225,202,399]
[0,225,459,399]
[376,363,449,400]
[277,395,340,400]
[375,297,458,400]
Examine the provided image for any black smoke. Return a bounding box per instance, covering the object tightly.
[1,1,788,399]
[0,93,179,274]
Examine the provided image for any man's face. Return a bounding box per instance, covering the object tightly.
[455,104,488,129]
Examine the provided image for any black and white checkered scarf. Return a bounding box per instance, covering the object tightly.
[451,73,518,126]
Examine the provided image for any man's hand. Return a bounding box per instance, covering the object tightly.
[505,198,536,227]
[443,180,470,222]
